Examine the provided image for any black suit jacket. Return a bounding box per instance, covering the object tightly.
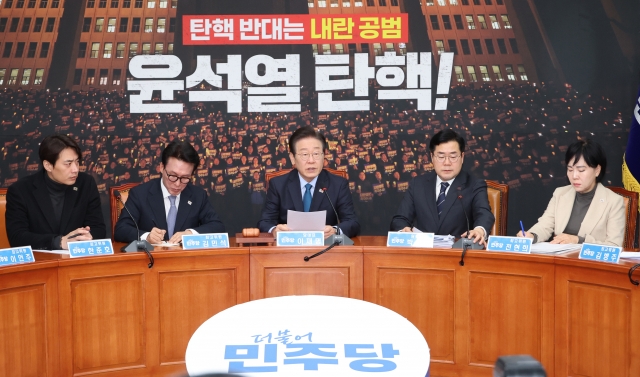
[390,171,494,236]
[113,178,225,242]
[257,169,360,238]
[6,170,106,249]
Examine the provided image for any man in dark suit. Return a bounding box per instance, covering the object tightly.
[6,135,106,249]
[258,126,359,238]
[114,141,225,244]
[390,129,494,246]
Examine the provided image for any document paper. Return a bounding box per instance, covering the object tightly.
[287,210,327,231]
[530,242,580,254]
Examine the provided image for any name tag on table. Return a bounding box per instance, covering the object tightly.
[276,231,324,247]
[487,236,532,254]
[68,239,114,258]
[579,243,621,264]
[0,246,35,267]
[182,233,230,250]
[386,232,434,248]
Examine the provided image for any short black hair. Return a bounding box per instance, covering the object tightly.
[162,140,200,171]
[288,126,328,154]
[565,139,607,182]
[429,129,465,154]
[39,134,82,166]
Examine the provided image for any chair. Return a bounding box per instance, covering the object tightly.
[0,189,9,248]
[485,180,509,236]
[109,182,141,236]
[607,186,638,249]
[265,168,348,190]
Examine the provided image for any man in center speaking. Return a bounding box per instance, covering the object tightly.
[258,126,360,239]
[390,129,494,246]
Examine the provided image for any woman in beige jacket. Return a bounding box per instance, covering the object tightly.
[518,139,625,247]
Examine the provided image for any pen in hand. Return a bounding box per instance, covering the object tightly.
[150,218,167,242]
[67,233,82,240]
[519,220,526,237]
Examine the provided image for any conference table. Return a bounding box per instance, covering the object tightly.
[1,237,638,377]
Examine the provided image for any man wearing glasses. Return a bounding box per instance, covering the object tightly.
[258,126,360,239]
[114,141,225,244]
[390,129,494,246]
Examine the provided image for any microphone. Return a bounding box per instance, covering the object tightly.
[114,190,154,268]
[302,188,341,261]
[451,187,483,266]
[457,187,471,239]
[319,187,340,224]
[317,187,353,247]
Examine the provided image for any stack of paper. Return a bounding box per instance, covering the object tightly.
[619,252,640,260]
[434,235,455,249]
[33,249,70,254]
[410,228,454,248]
[530,242,580,254]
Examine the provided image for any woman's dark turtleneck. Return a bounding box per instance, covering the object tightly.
[563,184,597,243]
[43,169,66,230]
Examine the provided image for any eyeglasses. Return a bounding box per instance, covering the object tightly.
[296,152,324,161]
[433,154,462,163]
[164,169,192,184]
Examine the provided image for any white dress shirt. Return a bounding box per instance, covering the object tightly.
[141,180,198,241]
[269,174,341,235]
[434,175,487,239]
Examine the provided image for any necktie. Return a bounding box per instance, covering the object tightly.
[303,183,312,212]
[437,182,449,217]
[167,195,177,238]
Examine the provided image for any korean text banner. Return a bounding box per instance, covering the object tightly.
[183,14,408,45]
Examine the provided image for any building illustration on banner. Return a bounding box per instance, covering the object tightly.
[0,0,542,90]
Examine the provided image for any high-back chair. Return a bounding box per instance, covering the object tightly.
[109,182,141,236]
[485,180,509,236]
[607,186,638,249]
[0,189,9,248]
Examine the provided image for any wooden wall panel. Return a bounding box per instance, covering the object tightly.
[56,250,250,377]
[250,247,363,300]
[376,267,455,363]
[151,251,249,377]
[566,282,629,377]
[468,272,543,366]
[0,285,48,376]
[364,251,470,374]
[555,262,640,377]
[3,244,640,377]
[0,265,59,377]
[460,256,555,377]
[364,249,556,377]
[71,274,146,373]
[158,269,238,364]
[263,267,351,297]
[58,259,150,377]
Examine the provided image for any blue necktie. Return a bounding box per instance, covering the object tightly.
[303,183,312,212]
[437,182,449,217]
[167,195,177,238]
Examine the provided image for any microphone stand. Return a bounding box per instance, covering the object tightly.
[451,189,483,266]
[115,191,154,268]
[319,187,354,246]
